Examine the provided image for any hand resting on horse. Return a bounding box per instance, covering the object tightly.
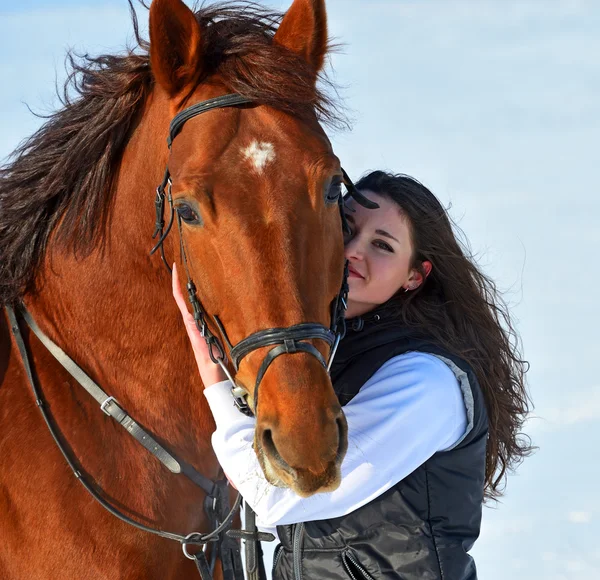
[172,263,227,389]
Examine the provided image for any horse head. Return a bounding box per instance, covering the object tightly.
[149,0,348,497]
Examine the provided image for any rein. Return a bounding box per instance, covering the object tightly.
[6,305,246,579]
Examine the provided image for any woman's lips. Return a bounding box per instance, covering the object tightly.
[348,265,364,279]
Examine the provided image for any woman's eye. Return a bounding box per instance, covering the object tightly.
[176,204,200,224]
[374,240,394,252]
[326,179,343,204]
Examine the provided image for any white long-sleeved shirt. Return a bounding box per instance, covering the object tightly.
[204,351,468,530]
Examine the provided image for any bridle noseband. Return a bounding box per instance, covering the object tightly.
[151,93,377,416]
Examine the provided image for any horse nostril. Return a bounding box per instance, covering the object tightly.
[336,413,348,462]
[262,428,275,455]
[261,428,296,477]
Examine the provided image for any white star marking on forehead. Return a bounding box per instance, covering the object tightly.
[242,141,276,173]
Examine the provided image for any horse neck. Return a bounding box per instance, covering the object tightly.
[25,89,218,477]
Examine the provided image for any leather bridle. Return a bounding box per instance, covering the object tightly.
[150,93,377,416]
[6,92,377,580]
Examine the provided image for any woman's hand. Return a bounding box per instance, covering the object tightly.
[172,263,228,388]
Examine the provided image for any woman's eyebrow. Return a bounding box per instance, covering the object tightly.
[375,229,400,243]
[344,213,399,243]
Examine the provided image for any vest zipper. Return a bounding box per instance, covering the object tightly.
[342,564,359,580]
[292,523,304,580]
[272,543,283,575]
[342,551,375,580]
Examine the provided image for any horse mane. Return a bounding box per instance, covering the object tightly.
[0,1,344,305]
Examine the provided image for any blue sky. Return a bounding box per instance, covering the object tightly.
[2,1,598,578]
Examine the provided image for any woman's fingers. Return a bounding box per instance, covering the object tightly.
[172,263,228,387]
[172,263,208,356]
[172,263,193,322]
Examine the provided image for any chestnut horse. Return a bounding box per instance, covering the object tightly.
[0,0,353,577]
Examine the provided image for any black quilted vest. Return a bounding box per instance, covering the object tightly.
[272,313,489,580]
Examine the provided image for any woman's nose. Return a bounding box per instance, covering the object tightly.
[344,236,364,261]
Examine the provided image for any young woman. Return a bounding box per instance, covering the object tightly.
[173,171,532,580]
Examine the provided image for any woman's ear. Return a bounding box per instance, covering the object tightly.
[407,260,432,290]
[421,260,433,279]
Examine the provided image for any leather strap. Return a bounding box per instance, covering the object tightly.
[168,94,253,147]
[341,167,379,209]
[7,305,188,542]
[252,341,327,415]
[17,306,216,494]
[194,552,213,579]
[245,505,260,578]
[229,323,334,370]
[227,504,271,580]
[6,304,244,580]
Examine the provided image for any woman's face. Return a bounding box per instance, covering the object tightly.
[343,191,426,319]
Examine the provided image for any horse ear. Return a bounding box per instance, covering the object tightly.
[273,0,328,73]
[149,0,203,95]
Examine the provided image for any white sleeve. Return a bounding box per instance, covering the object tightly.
[204,352,467,528]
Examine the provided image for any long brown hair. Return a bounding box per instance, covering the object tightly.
[355,170,533,499]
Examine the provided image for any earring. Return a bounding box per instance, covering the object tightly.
[404,286,411,292]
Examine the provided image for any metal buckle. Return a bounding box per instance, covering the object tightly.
[231,385,253,417]
[181,532,209,560]
[100,396,118,416]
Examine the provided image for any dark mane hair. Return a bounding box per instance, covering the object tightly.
[0,1,343,305]
[355,170,533,500]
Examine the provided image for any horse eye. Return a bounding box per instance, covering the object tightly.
[176,203,201,225]
[325,178,343,205]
